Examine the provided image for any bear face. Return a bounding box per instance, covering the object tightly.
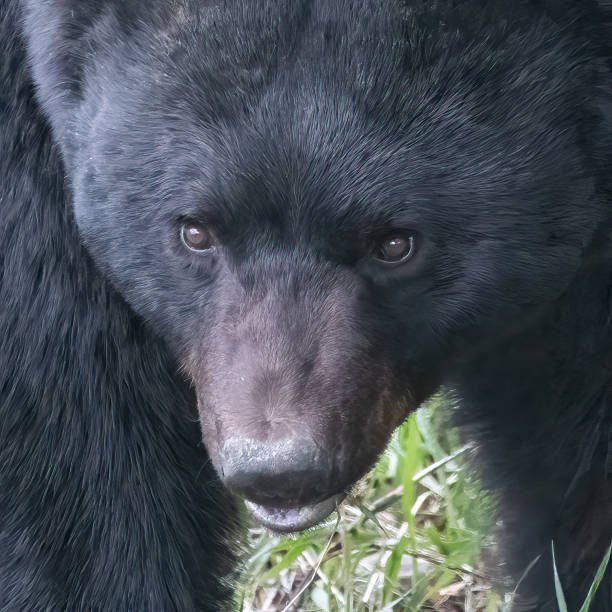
[23,0,610,534]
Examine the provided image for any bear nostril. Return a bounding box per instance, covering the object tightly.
[220,437,333,506]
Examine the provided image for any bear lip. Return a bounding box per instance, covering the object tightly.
[244,493,345,533]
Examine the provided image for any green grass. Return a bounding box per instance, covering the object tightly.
[235,394,611,611]
[235,395,508,611]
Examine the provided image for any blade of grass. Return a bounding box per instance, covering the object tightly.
[552,542,568,612]
[412,444,471,483]
[261,537,312,582]
[279,514,340,612]
[382,534,408,605]
[578,542,612,612]
[401,414,422,583]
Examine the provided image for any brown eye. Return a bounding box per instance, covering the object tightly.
[180,223,215,253]
[374,232,416,265]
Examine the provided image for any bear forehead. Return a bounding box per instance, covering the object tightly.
[76,0,596,232]
[105,0,588,120]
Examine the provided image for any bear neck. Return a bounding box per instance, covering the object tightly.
[450,233,612,603]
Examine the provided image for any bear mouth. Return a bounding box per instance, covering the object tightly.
[245,493,345,532]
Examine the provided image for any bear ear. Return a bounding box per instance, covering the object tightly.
[22,2,105,160]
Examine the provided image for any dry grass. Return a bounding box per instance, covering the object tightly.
[235,395,610,611]
[235,395,515,611]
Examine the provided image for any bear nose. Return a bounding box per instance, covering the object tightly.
[220,437,333,506]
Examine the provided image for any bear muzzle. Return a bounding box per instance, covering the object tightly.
[220,436,346,532]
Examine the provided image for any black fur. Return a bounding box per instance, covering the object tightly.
[1,0,611,610]
[0,2,237,609]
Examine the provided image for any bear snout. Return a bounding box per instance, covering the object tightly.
[220,436,338,507]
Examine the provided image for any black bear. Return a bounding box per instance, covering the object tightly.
[1,0,611,609]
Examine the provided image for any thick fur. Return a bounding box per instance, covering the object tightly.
[1,0,611,610]
[0,2,237,610]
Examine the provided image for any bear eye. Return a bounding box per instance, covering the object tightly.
[180,222,215,253]
[373,232,416,266]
